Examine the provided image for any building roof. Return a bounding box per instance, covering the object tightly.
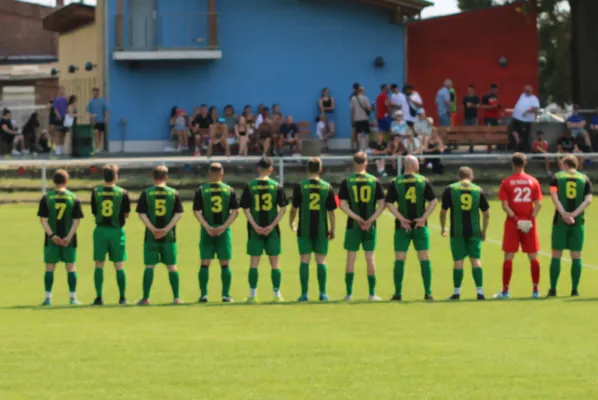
[0,62,59,82]
[357,0,432,16]
[43,3,95,34]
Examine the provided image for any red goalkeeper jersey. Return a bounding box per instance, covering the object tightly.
[498,173,542,219]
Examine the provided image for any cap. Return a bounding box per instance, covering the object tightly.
[256,157,273,170]
[394,110,403,117]
[416,108,425,115]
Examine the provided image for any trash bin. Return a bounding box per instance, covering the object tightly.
[71,124,94,158]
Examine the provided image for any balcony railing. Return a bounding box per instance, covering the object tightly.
[115,12,219,51]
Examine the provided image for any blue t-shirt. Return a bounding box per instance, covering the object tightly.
[591,115,598,126]
[87,98,108,123]
[567,114,584,124]
[435,87,450,116]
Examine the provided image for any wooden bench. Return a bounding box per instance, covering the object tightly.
[437,125,509,146]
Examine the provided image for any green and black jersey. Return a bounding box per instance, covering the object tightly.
[91,185,131,227]
[386,174,435,229]
[441,181,489,238]
[192,181,239,227]
[240,177,289,236]
[136,185,184,243]
[37,189,84,246]
[550,171,592,226]
[338,172,385,230]
[292,178,337,239]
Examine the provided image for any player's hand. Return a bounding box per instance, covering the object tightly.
[328,230,335,240]
[61,236,72,246]
[290,223,297,233]
[262,225,275,236]
[214,226,226,236]
[441,228,448,238]
[362,218,374,231]
[51,235,64,246]
[516,220,533,233]
[399,218,412,231]
[205,226,216,237]
[413,217,426,229]
[153,229,168,239]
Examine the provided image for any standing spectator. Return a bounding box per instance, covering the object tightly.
[235,115,250,156]
[52,86,68,155]
[462,84,480,153]
[350,85,371,151]
[87,87,108,154]
[376,84,391,134]
[61,95,78,155]
[435,79,452,127]
[481,84,501,126]
[532,130,550,174]
[449,86,458,126]
[511,85,540,152]
[173,108,188,153]
[316,114,334,151]
[423,128,445,174]
[389,83,406,117]
[278,115,301,155]
[255,107,272,156]
[47,100,60,149]
[191,104,210,155]
[349,82,361,150]
[566,104,592,152]
[208,117,231,157]
[413,109,432,138]
[319,88,336,138]
[404,84,423,127]
[0,109,25,155]
[368,131,390,177]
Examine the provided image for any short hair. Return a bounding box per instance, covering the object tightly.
[536,130,544,136]
[152,165,168,181]
[53,169,69,185]
[380,84,387,91]
[307,157,322,174]
[353,151,367,165]
[257,157,273,170]
[200,104,208,108]
[390,83,398,90]
[458,166,474,180]
[468,84,475,88]
[490,83,498,89]
[512,152,527,168]
[209,162,223,174]
[92,87,100,91]
[103,164,118,182]
[561,155,578,169]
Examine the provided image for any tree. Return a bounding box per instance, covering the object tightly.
[457,0,494,11]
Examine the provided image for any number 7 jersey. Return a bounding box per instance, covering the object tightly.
[498,173,542,219]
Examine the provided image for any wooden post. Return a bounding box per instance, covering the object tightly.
[209,0,216,48]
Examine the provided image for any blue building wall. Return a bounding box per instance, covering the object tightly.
[106,0,405,150]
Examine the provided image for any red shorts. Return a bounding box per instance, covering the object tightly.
[502,219,539,253]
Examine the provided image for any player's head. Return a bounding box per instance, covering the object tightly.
[53,169,69,188]
[560,154,578,171]
[353,151,367,172]
[404,155,420,174]
[103,164,119,184]
[511,152,527,171]
[208,162,224,181]
[152,165,168,184]
[256,156,273,176]
[307,157,322,176]
[458,166,474,181]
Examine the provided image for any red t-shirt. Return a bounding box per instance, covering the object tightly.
[376,93,389,120]
[498,173,542,219]
[532,140,548,152]
[482,93,500,119]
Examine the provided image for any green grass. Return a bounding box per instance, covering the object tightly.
[2,199,598,399]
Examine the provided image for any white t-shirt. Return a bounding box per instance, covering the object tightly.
[254,114,264,129]
[512,93,540,123]
[316,121,327,140]
[403,137,421,153]
[390,92,405,114]
[405,92,423,123]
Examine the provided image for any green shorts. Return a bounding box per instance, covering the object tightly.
[144,242,178,266]
[344,228,376,252]
[44,243,77,264]
[450,236,482,261]
[200,228,232,260]
[297,236,329,255]
[93,226,127,263]
[394,227,430,252]
[247,233,281,257]
[552,224,584,251]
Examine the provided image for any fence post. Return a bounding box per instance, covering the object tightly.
[279,157,284,187]
[41,161,47,194]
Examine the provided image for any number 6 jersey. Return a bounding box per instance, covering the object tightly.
[91,185,131,228]
[498,172,542,220]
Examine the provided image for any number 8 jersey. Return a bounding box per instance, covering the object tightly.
[498,172,542,220]
[91,185,131,228]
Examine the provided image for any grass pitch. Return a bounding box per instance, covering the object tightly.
[1,199,598,399]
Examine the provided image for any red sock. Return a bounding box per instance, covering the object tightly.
[530,260,540,292]
[502,260,513,293]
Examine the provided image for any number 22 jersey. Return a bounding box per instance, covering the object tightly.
[498,173,542,220]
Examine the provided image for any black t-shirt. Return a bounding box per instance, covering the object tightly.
[462,95,480,119]
[369,140,388,152]
[193,115,211,129]
[280,123,299,138]
[0,118,14,141]
[557,136,576,152]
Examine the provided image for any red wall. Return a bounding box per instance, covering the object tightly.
[406,2,538,124]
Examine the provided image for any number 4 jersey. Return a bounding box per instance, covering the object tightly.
[240,178,289,236]
[385,174,435,229]
[498,173,542,220]
[91,185,131,228]
[136,186,184,243]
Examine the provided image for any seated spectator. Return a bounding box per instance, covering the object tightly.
[390,110,408,138]
[368,132,390,177]
[316,113,334,152]
[413,109,432,138]
[557,130,578,154]
[235,115,250,156]
[254,107,271,130]
[591,106,598,132]
[423,128,445,175]
[272,104,283,121]
[191,104,210,155]
[208,117,231,157]
[209,106,218,126]
[173,108,189,152]
[402,131,422,157]
[278,115,301,155]
[0,108,25,156]
[532,130,550,174]
[223,105,237,133]
[319,88,336,137]
[169,106,177,139]
[22,112,48,154]
[566,104,592,151]
[242,105,255,123]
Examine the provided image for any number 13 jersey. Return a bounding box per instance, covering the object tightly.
[498,173,542,220]
[240,178,289,237]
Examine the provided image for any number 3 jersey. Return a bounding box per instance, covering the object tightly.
[136,186,184,243]
[192,182,239,228]
[338,172,385,230]
[498,173,542,220]
[91,185,131,228]
[37,189,84,246]
[441,181,489,238]
[240,178,289,235]
[385,174,435,229]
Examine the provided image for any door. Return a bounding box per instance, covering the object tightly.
[129,0,157,50]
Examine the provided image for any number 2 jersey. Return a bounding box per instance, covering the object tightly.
[292,178,337,240]
[441,181,489,238]
[37,189,84,246]
[550,171,592,226]
[338,172,385,230]
[385,173,435,229]
[192,182,239,228]
[498,173,542,220]
[240,178,289,236]
[91,185,131,228]
[136,185,184,243]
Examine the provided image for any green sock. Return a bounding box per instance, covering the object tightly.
[420,260,432,296]
[94,268,104,297]
[44,271,54,293]
[453,268,464,289]
[317,264,327,294]
[221,266,232,298]
[299,262,309,295]
[142,268,154,300]
[393,260,405,296]
[199,266,209,297]
[67,271,77,293]
[367,275,376,296]
[168,271,180,299]
[116,269,126,298]
[271,269,282,292]
[248,268,258,290]
[571,259,582,291]
[550,258,561,290]
[472,267,483,289]
[345,272,354,296]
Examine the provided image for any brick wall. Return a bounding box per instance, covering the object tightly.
[0,0,57,57]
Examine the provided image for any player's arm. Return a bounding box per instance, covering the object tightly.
[439,187,451,237]
[325,187,337,240]
[498,182,518,221]
[415,181,437,228]
[63,200,84,245]
[122,191,131,219]
[365,180,386,225]
[480,191,490,240]
[501,200,517,221]
[385,182,411,230]
[161,193,184,234]
[37,195,63,246]
[571,179,593,218]
[239,185,263,234]
[549,176,569,221]
[219,192,240,232]
[192,190,215,234]
[136,191,159,234]
[265,186,289,233]
[338,179,364,223]
[289,184,301,232]
[531,180,542,219]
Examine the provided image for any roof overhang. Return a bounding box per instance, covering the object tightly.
[357,0,432,17]
[43,3,95,34]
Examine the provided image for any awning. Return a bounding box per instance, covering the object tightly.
[43,3,95,34]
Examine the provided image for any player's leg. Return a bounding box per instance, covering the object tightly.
[363,229,380,300]
[343,228,361,300]
[198,232,215,302]
[548,225,567,296]
[414,227,433,300]
[164,243,181,304]
[496,221,518,298]
[449,237,466,300]
[297,237,313,301]
[468,238,485,299]
[111,228,127,304]
[392,229,410,301]
[92,227,107,305]
[246,236,264,302]
[266,233,283,301]
[139,243,159,304]
[315,252,329,301]
[570,225,584,296]
[217,230,234,302]
[42,263,56,306]
[523,225,541,297]
[63,247,79,305]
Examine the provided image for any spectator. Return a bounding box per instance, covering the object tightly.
[235,115,250,156]
[349,82,361,150]
[169,106,178,141]
[423,128,445,174]
[22,112,48,154]
[511,85,540,152]
[319,88,336,137]
[257,104,265,116]
[208,106,218,126]
[404,84,423,127]
[278,115,301,155]
[223,104,237,133]
[368,131,390,177]
[532,130,550,174]
[481,84,501,126]
[47,100,60,149]
[315,113,333,152]
[435,79,452,127]
[390,83,406,117]
[376,84,391,134]
[462,84,481,153]
[255,107,273,156]
[87,87,108,154]
[402,131,422,157]
[254,107,271,130]
[173,108,188,153]
[53,85,67,129]
[566,104,591,152]
[191,104,210,155]
[556,129,578,154]
[0,109,25,156]
[391,110,409,138]
[413,109,432,138]
[449,85,457,126]
[208,117,231,157]
[350,85,371,151]
[591,106,598,132]
[61,95,78,155]
[242,105,255,123]
[189,106,200,130]
[272,104,282,121]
